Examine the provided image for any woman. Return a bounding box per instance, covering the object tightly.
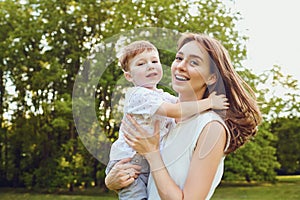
[105,33,262,199]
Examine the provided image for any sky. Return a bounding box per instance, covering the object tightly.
[230,0,300,86]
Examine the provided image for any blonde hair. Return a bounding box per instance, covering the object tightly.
[118,40,158,72]
[177,33,262,154]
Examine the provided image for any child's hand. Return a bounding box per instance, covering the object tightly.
[209,91,229,109]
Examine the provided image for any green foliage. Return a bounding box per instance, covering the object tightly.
[256,65,300,119]
[224,121,280,182]
[271,117,300,174]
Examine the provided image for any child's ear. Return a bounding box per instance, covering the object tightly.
[124,71,133,82]
[207,73,217,86]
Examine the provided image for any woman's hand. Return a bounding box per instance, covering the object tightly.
[105,158,141,191]
[122,114,160,156]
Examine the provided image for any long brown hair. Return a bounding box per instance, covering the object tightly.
[177,33,262,154]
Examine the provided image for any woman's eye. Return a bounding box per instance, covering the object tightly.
[190,60,199,65]
[175,56,183,61]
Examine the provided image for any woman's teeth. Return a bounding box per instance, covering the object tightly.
[175,75,189,81]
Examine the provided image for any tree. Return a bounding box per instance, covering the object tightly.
[0,0,283,189]
[271,117,300,174]
[257,65,300,119]
[224,121,280,182]
[0,0,27,186]
[259,65,300,175]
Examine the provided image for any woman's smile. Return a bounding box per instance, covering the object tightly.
[174,74,190,81]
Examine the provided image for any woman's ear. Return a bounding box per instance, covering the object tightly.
[124,71,133,82]
[207,73,217,86]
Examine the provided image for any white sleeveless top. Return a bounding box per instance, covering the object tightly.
[147,111,230,200]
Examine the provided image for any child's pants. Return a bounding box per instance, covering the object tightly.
[106,153,150,200]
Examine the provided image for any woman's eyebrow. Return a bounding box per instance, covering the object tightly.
[189,54,204,62]
[176,52,203,62]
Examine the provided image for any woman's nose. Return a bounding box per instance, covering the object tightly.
[176,60,187,71]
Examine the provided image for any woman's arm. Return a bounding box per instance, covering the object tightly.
[155,92,228,118]
[123,115,227,200]
[105,158,141,191]
[182,121,226,199]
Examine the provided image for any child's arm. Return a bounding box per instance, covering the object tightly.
[155,91,228,118]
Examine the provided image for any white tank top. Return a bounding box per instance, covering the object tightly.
[147,111,230,200]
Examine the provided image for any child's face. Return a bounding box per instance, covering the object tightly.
[125,50,163,89]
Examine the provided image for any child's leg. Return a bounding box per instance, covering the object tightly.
[105,160,119,175]
[118,154,149,200]
[118,172,148,200]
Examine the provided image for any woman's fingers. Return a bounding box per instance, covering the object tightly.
[115,158,141,170]
[154,120,160,135]
[122,115,161,155]
[116,157,131,165]
[121,119,137,136]
[122,176,135,186]
[105,157,142,190]
[113,160,141,183]
[113,158,141,177]
[125,114,138,126]
[126,114,145,134]
[123,126,138,145]
[124,134,134,148]
[114,158,130,170]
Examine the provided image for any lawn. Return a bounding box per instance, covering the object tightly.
[212,175,300,200]
[1,176,299,200]
[0,188,118,200]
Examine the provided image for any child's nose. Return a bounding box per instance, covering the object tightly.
[146,63,155,70]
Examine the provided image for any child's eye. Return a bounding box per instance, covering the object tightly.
[137,62,145,66]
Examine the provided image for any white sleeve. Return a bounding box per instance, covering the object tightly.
[124,87,164,117]
[162,91,178,104]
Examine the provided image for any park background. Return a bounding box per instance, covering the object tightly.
[0,0,299,199]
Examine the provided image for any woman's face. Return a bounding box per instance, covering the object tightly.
[171,41,214,101]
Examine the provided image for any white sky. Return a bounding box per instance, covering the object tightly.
[231,0,300,86]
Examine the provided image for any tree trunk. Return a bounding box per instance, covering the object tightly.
[0,68,3,181]
[13,145,21,187]
[93,158,98,187]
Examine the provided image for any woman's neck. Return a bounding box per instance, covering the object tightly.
[178,91,204,102]
[175,92,205,123]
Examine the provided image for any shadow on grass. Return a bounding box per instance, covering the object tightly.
[0,187,117,197]
[219,181,263,188]
[219,175,300,188]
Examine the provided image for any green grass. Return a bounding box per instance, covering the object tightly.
[0,193,116,200]
[211,175,300,200]
[1,176,299,200]
[0,188,118,200]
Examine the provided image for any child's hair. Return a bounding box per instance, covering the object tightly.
[118,40,158,72]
